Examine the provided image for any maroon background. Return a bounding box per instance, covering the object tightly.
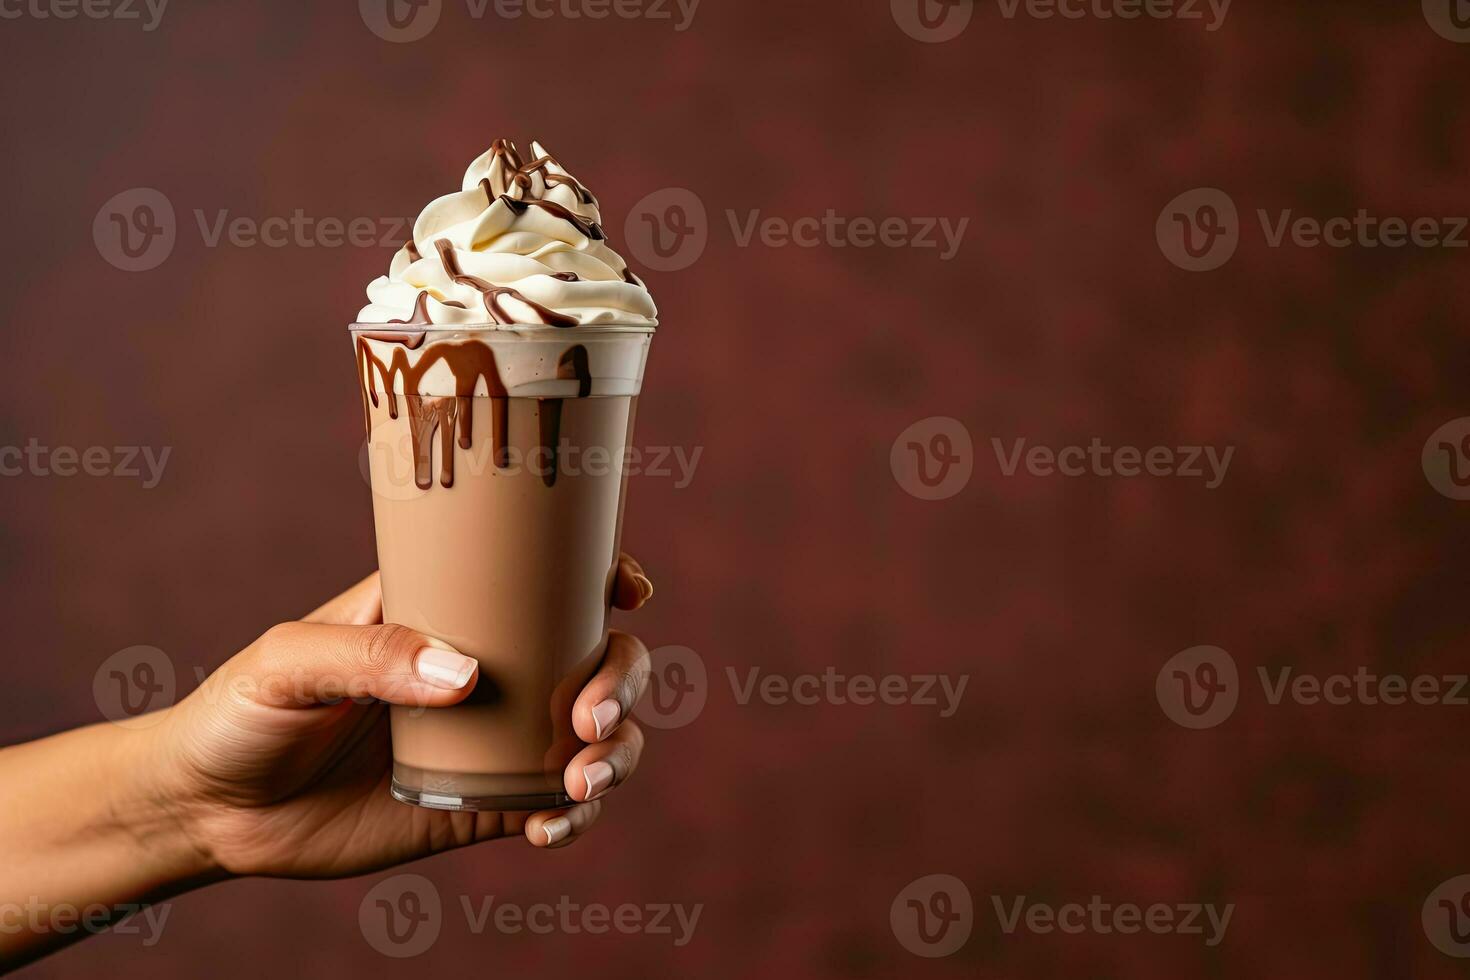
[3,0,1470,976]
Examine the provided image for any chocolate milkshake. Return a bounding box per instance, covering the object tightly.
[352,140,657,811]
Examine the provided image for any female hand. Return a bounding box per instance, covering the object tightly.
[140,555,654,879]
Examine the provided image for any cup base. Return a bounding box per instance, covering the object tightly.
[390,778,572,813]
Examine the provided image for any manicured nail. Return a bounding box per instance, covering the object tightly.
[542,816,572,846]
[632,573,654,604]
[417,646,478,690]
[583,761,615,800]
[591,698,622,740]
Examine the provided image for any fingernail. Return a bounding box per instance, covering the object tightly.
[632,573,654,604]
[542,816,572,846]
[417,646,478,689]
[583,761,615,800]
[591,698,622,740]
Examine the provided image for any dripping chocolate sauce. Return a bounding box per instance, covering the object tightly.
[357,334,592,491]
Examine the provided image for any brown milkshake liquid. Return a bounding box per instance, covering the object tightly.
[364,389,636,806]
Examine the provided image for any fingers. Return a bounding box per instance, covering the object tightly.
[301,572,383,626]
[565,719,644,804]
[611,553,654,611]
[523,801,605,849]
[571,630,651,744]
[230,621,479,709]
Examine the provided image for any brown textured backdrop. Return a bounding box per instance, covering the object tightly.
[3,0,1470,976]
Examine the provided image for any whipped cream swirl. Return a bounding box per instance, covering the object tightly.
[357,140,657,327]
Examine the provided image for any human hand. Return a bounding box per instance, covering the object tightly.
[134,556,653,880]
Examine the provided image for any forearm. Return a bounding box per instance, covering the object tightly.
[0,718,222,969]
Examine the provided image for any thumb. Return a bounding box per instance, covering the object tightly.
[232,622,479,709]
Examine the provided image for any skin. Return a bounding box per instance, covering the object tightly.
[0,555,654,970]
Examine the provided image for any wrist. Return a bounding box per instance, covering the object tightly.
[102,713,229,893]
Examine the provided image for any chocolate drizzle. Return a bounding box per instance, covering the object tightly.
[357,336,594,491]
[433,238,579,328]
[389,290,434,325]
[357,337,508,490]
[489,139,599,206]
[359,330,428,349]
[488,185,607,242]
[404,239,422,262]
[558,344,592,398]
[534,345,592,488]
